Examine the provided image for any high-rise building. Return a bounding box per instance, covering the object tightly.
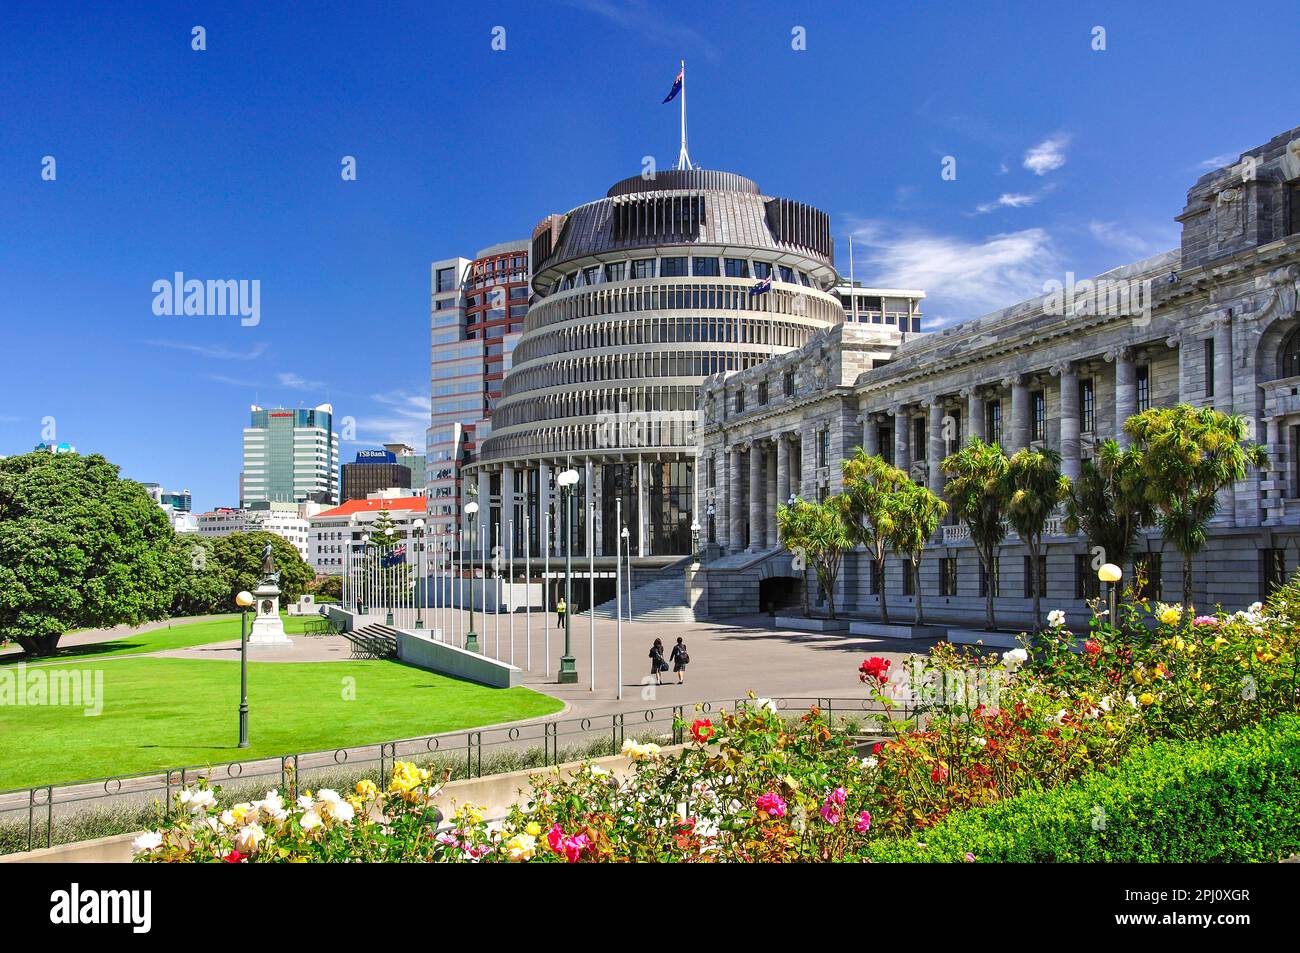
[241,404,340,507]
[425,242,530,537]
[341,448,413,502]
[471,168,845,557]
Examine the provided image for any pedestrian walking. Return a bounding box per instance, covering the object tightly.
[669,637,689,684]
[556,597,567,629]
[649,638,667,686]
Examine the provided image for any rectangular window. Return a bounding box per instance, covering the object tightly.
[1261,548,1287,600]
[735,390,745,414]
[692,257,720,277]
[946,409,962,454]
[660,256,688,278]
[902,558,915,596]
[913,417,926,461]
[1023,554,1047,598]
[1136,364,1150,413]
[1134,553,1163,602]
[939,557,957,597]
[724,258,750,278]
[1032,391,1046,442]
[979,558,1000,597]
[753,262,772,279]
[435,267,457,293]
[605,262,627,282]
[1075,554,1101,600]
[757,381,768,405]
[783,371,795,398]
[1080,378,1095,433]
[986,401,1003,447]
[1289,182,1300,236]
[817,430,829,469]
[631,259,656,279]
[1204,339,1215,397]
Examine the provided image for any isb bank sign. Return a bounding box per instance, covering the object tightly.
[355,450,396,464]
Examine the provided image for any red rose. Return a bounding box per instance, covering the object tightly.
[859,656,892,685]
[223,850,246,863]
[1084,640,1102,655]
[689,719,715,744]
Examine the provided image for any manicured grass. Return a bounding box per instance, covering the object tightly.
[0,613,319,666]
[0,656,563,789]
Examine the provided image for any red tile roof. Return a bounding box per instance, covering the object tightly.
[314,496,428,518]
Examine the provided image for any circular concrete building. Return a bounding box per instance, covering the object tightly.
[471,167,842,560]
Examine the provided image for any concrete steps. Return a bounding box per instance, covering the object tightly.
[584,572,696,624]
[343,623,400,658]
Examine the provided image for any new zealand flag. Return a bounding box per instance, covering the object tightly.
[662,67,683,103]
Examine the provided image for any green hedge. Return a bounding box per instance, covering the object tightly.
[865,716,1300,863]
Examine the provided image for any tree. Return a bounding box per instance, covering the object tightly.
[169,535,230,616]
[941,438,1011,630]
[1063,438,1154,580]
[311,574,344,600]
[841,450,908,624]
[0,452,183,656]
[1006,447,1071,631]
[889,481,948,626]
[211,531,314,605]
[369,510,400,549]
[1125,404,1267,612]
[776,496,853,620]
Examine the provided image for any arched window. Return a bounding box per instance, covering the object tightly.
[1281,326,1300,379]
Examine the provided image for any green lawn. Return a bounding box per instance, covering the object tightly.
[0,656,563,789]
[1,613,319,666]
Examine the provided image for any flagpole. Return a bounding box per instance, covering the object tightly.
[849,235,857,324]
[678,59,689,170]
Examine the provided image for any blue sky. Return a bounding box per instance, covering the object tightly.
[2,0,1297,512]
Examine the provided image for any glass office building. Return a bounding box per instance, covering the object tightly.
[241,404,340,506]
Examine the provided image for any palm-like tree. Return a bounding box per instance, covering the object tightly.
[1063,438,1154,584]
[941,438,1011,630]
[841,449,908,624]
[776,496,853,620]
[1006,447,1070,631]
[889,480,948,626]
[1125,405,1267,612]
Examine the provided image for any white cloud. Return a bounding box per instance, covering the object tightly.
[144,339,267,361]
[1023,135,1069,175]
[975,192,1038,214]
[277,371,324,390]
[1087,220,1178,257]
[1197,152,1239,170]
[347,390,430,447]
[848,219,1062,328]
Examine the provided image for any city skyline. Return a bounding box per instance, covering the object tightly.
[3,0,1298,512]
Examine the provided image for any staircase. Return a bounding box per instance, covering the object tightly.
[342,622,400,659]
[585,572,696,624]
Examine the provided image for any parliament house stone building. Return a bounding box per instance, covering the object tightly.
[695,126,1300,628]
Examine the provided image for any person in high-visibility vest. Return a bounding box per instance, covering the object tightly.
[555,598,567,629]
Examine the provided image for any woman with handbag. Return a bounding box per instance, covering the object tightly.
[649,638,667,686]
[670,637,689,684]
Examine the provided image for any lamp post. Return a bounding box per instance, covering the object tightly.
[465,501,480,653]
[236,590,254,748]
[1098,562,1123,630]
[621,525,632,620]
[556,467,580,683]
[413,519,425,629]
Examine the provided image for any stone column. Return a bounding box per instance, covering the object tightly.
[928,401,945,495]
[728,446,743,550]
[863,413,879,457]
[893,406,911,474]
[1113,350,1136,449]
[538,462,552,560]
[1056,362,1081,482]
[749,441,764,551]
[591,461,604,555]
[965,388,986,443]
[636,457,647,557]
[765,443,779,546]
[776,434,791,507]
[582,460,593,559]
[502,464,516,557]
[1009,376,1030,451]
[1214,315,1234,413]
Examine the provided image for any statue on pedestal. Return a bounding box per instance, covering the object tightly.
[248,540,291,647]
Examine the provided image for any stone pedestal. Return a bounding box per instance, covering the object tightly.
[248,581,292,647]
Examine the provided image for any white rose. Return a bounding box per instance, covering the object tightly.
[132,831,163,854]
[233,823,265,852]
[300,810,324,832]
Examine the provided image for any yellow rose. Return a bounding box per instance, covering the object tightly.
[355,779,378,799]
[504,833,537,862]
[1139,692,1155,706]
[525,821,541,837]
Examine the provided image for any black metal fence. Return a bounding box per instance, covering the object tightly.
[0,695,906,855]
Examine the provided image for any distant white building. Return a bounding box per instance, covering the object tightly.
[196,503,312,561]
[308,493,429,575]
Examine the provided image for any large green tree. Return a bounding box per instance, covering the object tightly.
[941,438,1011,630]
[776,496,853,620]
[1006,447,1071,631]
[211,531,314,604]
[889,480,948,626]
[0,452,183,656]
[168,534,231,616]
[1125,404,1267,612]
[841,450,908,624]
[1063,438,1155,581]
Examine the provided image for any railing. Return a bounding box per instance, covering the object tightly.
[0,695,908,856]
[939,510,1074,545]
